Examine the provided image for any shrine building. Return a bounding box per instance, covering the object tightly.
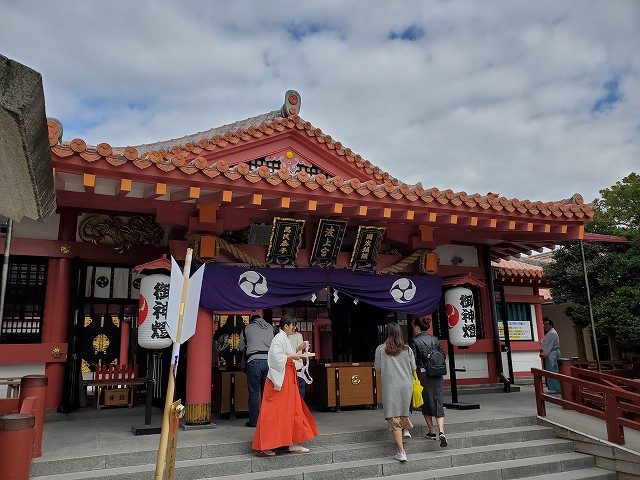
[0,90,594,423]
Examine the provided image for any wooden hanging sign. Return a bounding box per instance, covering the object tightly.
[266,217,305,266]
[310,219,347,268]
[349,226,385,270]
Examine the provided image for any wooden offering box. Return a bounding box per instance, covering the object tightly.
[309,362,381,411]
[103,388,130,407]
[212,370,249,419]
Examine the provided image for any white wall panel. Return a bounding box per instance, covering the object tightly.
[14,214,60,240]
[510,351,542,374]
[443,353,489,380]
[436,245,479,267]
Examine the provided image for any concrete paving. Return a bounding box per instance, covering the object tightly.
[38,385,639,462]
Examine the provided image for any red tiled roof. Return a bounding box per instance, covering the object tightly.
[47,93,595,221]
[583,233,628,243]
[492,259,544,279]
[49,114,398,184]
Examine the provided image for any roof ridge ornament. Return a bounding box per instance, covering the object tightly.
[47,118,63,145]
[282,90,301,117]
[560,193,584,205]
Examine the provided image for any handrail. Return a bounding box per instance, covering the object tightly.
[572,360,632,370]
[569,366,640,394]
[532,367,640,446]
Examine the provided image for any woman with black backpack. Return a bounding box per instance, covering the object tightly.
[410,315,448,447]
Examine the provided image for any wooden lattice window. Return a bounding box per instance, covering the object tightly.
[247,157,281,173]
[0,256,48,343]
[247,157,332,179]
[297,164,320,175]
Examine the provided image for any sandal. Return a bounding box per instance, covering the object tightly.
[257,450,276,457]
[289,444,310,453]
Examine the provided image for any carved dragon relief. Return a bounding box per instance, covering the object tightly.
[79,214,164,253]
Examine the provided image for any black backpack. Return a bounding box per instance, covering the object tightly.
[425,337,447,377]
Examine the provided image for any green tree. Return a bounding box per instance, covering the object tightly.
[544,173,640,351]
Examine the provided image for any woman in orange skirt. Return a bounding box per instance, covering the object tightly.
[252,314,318,456]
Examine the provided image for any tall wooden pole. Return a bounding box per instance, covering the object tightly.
[154,248,193,480]
[579,240,601,372]
[0,218,13,340]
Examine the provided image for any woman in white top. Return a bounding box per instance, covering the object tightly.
[252,314,318,456]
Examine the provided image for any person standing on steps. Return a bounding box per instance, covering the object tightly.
[252,314,318,456]
[541,318,561,394]
[374,322,416,462]
[240,311,273,428]
[410,315,448,448]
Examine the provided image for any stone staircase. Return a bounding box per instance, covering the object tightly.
[32,416,616,480]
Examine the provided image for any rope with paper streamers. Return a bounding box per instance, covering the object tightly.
[189,234,436,274]
[379,250,425,274]
[188,234,265,267]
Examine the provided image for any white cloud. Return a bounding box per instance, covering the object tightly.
[0,0,637,202]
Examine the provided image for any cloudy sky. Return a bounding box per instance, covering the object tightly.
[1,0,638,203]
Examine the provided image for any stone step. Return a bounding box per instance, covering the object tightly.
[33,434,574,480]
[195,439,577,480]
[525,468,617,480]
[357,453,597,480]
[31,416,540,477]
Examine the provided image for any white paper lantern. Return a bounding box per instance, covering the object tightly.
[138,273,172,349]
[445,286,477,347]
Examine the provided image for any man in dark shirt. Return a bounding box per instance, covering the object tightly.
[240,312,274,427]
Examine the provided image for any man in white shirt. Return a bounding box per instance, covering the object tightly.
[288,327,306,399]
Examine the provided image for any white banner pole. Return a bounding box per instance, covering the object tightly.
[154,248,193,480]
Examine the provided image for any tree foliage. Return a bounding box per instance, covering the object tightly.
[544,173,640,350]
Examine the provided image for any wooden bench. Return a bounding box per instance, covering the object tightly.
[87,365,144,409]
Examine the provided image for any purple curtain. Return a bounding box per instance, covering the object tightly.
[199,265,442,315]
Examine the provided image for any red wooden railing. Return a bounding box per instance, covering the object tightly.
[570,367,640,395]
[572,360,633,371]
[532,367,640,445]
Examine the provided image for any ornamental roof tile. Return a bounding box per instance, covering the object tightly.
[47,91,595,222]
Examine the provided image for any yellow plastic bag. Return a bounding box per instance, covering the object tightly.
[412,371,424,408]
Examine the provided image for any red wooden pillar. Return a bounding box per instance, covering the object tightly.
[532,289,545,341]
[185,308,213,424]
[19,375,47,458]
[533,289,545,368]
[119,320,130,365]
[0,413,35,480]
[41,211,76,410]
[41,258,72,410]
[480,281,500,383]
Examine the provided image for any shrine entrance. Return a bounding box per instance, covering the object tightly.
[60,262,141,412]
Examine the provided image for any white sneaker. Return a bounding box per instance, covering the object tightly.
[289,444,310,453]
[394,451,407,462]
[402,429,411,438]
